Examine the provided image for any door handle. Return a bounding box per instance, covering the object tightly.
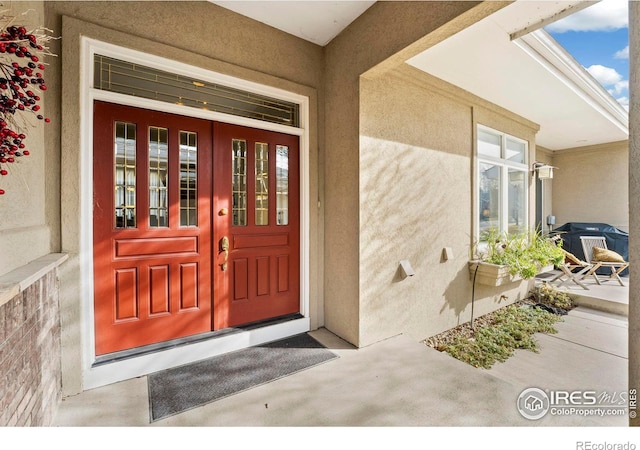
[219,236,230,271]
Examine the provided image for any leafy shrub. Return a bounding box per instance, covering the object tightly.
[441,304,562,369]
[531,283,573,310]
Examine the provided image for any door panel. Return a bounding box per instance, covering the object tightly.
[213,123,300,329]
[93,101,212,355]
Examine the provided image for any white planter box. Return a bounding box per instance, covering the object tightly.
[468,261,553,287]
[468,261,519,286]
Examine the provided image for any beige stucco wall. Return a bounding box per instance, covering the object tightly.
[0,2,50,276]
[359,65,538,345]
[43,1,323,394]
[323,0,508,346]
[551,141,629,232]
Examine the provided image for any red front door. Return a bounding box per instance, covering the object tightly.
[213,123,300,328]
[93,102,300,356]
[93,102,213,355]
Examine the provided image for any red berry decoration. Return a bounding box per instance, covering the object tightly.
[0,20,54,195]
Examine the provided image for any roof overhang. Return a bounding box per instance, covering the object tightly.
[407,0,629,151]
[209,1,628,151]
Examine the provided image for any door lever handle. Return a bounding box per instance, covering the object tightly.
[219,236,230,271]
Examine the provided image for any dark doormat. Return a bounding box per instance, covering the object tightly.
[147,333,337,422]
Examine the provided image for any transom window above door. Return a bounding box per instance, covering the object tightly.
[94,54,299,127]
[477,125,529,240]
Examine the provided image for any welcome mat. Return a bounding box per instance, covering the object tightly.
[147,333,337,421]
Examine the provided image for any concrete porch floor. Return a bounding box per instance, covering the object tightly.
[53,305,629,428]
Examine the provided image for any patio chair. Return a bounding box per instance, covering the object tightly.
[548,248,592,290]
[580,236,629,286]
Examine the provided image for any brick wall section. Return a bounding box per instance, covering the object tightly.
[0,269,62,426]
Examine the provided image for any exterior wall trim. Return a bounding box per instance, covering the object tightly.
[551,139,629,156]
[78,37,312,389]
[516,29,628,135]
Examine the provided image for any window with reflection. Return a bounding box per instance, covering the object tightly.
[255,142,269,225]
[477,125,528,239]
[180,131,198,226]
[149,127,169,227]
[479,162,500,235]
[94,54,300,127]
[232,139,247,226]
[276,145,289,225]
[115,122,137,228]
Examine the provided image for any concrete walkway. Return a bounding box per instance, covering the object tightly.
[53,306,628,427]
[489,306,628,426]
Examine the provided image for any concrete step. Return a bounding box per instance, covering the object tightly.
[535,271,628,317]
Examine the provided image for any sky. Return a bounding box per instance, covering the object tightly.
[545,0,629,110]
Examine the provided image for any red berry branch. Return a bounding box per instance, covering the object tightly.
[0,20,56,196]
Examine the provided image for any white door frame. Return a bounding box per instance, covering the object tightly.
[80,37,311,389]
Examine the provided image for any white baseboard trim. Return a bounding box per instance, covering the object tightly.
[83,317,311,390]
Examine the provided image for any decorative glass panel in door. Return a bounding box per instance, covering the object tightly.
[149,127,168,228]
[232,139,247,227]
[255,142,269,226]
[180,131,198,227]
[114,122,137,228]
[276,145,289,225]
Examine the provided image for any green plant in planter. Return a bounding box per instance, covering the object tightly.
[475,229,564,280]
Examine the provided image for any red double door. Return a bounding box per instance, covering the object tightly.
[93,102,300,355]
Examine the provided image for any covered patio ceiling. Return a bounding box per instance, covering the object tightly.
[210,1,375,46]
[209,1,629,152]
[407,0,629,151]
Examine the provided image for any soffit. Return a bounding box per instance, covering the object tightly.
[209,1,376,46]
[407,0,629,151]
[209,1,628,151]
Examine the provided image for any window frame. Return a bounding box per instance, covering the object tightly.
[476,124,530,242]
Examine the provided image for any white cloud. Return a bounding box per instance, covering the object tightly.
[546,0,628,33]
[608,80,629,97]
[614,45,629,59]
[587,64,623,86]
[587,65,629,105]
[616,96,629,110]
